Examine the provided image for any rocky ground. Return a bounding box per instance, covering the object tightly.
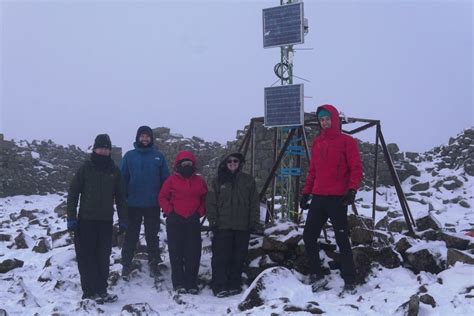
[0,128,473,315]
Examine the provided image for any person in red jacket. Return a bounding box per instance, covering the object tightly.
[300,104,363,294]
[158,151,208,294]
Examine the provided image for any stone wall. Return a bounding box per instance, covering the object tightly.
[0,137,121,197]
[1,125,472,198]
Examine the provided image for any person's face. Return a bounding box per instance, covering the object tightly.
[319,116,332,129]
[94,148,111,156]
[226,157,240,173]
[139,133,151,146]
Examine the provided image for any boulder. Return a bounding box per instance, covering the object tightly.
[387,218,408,233]
[32,238,51,254]
[375,204,390,212]
[51,230,73,248]
[419,293,436,308]
[411,182,429,192]
[375,216,390,230]
[283,305,324,314]
[14,232,33,249]
[420,229,438,242]
[350,227,373,245]
[293,255,311,275]
[459,200,471,208]
[377,246,401,268]
[19,209,38,221]
[238,267,321,312]
[121,303,159,316]
[415,214,441,232]
[262,234,302,253]
[53,201,68,217]
[348,214,374,230]
[0,234,12,242]
[353,246,400,269]
[436,232,470,250]
[387,143,399,154]
[0,258,24,273]
[406,248,444,274]
[396,295,419,316]
[268,252,286,264]
[447,248,474,266]
[406,152,420,161]
[395,237,414,256]
[262,236,289,252]
[351,247,373,283]
[442,177,463,190]
[246,247,266,264]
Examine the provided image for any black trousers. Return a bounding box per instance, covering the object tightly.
[211,229,250,291]
[303,195,356,283]
[166,212,202,290]
[121,207,160,266]
[74,220,113,296]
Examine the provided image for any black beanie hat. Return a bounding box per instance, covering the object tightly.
[93,134,112,150]
[136,126,154,144]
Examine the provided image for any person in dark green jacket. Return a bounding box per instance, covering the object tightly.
[67,134,128,304]
[206,152,259,298]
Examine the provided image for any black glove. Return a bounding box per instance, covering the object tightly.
[300,194,311,210]
[67,219,78,232]
[341,189,356,206]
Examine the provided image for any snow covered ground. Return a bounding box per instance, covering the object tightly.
[0,189,472,315]
[0,148,473,315]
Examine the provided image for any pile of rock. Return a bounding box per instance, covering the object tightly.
[242,211,473,287]
[0,138,88,197]
[429,128,474,176]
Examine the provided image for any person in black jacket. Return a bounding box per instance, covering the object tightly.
[67,134,128,303]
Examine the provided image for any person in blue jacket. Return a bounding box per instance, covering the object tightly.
[121,126,170,279]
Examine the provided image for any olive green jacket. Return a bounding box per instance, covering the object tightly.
[206,172,259,231]
[67,159,128,222]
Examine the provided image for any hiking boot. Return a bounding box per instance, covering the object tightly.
[98,292,118,303]
[149,263,160,278]
[81,292,96,300]
[213,289,228,298]
[310,274,329,293]
[227,287,242,296]
[122,265,132,280]
[175,286,187,295]
[343,282,357,295]
[187,288,199,295]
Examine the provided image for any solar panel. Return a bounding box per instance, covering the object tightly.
[264,84,304,127]
[263,2,304,48]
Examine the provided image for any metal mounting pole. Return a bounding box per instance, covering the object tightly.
[372,123,380,225]
[377,126,416,235]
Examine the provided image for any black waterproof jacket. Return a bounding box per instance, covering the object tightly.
[67,158,128,222]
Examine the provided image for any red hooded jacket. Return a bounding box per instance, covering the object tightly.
[302,104,363,196]
[158,151,208,218]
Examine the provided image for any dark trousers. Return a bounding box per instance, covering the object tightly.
[74,220,113,296]
[211,229,250,291]
[303,195,356,283]
[122,207,160,266]
[166,212,202,290]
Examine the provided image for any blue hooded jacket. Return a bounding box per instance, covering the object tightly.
[121,143,170,208]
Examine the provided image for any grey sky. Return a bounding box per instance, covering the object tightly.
[1,0,472,153]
